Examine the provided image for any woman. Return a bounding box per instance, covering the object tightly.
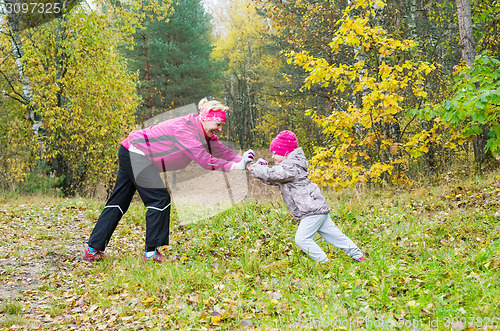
[83,98,254,263]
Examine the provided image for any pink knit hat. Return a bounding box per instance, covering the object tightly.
[269,130,298,156]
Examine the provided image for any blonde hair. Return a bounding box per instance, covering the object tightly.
[198,98,228,114]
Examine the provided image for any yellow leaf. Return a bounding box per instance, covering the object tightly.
[211,316,221,324]
[142,296,155,304]
[415,90,428,98]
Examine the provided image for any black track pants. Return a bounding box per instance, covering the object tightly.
[87,145,171,251]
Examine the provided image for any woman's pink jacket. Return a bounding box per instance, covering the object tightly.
[121,113,241,172]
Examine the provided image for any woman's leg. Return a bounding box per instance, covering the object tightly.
[295,214,329,263]
[133,160,171,250]
[87,146,136,251]
[317,215,363,260]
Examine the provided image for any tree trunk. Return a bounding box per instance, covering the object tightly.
[6,20,43,137]
[455,0,492,168]
[472,125,494,167]
[142,32,153,110]
[455,0,476,70]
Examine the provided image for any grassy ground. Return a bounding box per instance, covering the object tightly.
[0,169,499,330]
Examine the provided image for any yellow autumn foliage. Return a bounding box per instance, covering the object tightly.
[0,2,140,195]
[288,0,440,190]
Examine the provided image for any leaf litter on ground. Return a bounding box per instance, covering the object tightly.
[0,170,499,330]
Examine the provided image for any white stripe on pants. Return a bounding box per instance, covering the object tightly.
[295,214,363,263]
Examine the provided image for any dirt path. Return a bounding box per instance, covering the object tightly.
[0,203,88,303]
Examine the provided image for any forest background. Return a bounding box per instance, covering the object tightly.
[0,0,499,197]
[0,0,500,329]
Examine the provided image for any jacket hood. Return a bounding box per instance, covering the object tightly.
[285,147,309,174]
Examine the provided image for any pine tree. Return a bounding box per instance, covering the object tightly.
[124,0,223,122]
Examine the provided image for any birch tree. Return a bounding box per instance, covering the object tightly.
[0,1,41,139]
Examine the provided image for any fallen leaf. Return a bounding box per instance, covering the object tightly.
[241,319,253,327]
[176,302,187,310]
[211,315,222,324]
[142,296,155,304]
[88,305,98,313]
[406,300,419,308]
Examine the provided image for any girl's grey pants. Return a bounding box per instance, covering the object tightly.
[295,214,363,262]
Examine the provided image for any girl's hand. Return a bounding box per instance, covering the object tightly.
[256,158,268,166]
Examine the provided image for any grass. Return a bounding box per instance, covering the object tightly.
[0,169,499,330]
[1,300,23,315]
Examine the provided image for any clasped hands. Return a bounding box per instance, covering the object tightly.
[232,149,255,170]
[243,150,271,167]
[232,150,269,170]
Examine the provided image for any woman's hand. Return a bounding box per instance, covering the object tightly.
[231,149,255,170]
[242,149,255,163]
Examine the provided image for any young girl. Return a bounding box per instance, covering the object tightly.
[249,130,365,263]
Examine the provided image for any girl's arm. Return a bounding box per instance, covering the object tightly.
[249,162,297,184]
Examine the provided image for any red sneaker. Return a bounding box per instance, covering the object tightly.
[83,247,104,262]
[142,250,163,263]
[356,256,366,262]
